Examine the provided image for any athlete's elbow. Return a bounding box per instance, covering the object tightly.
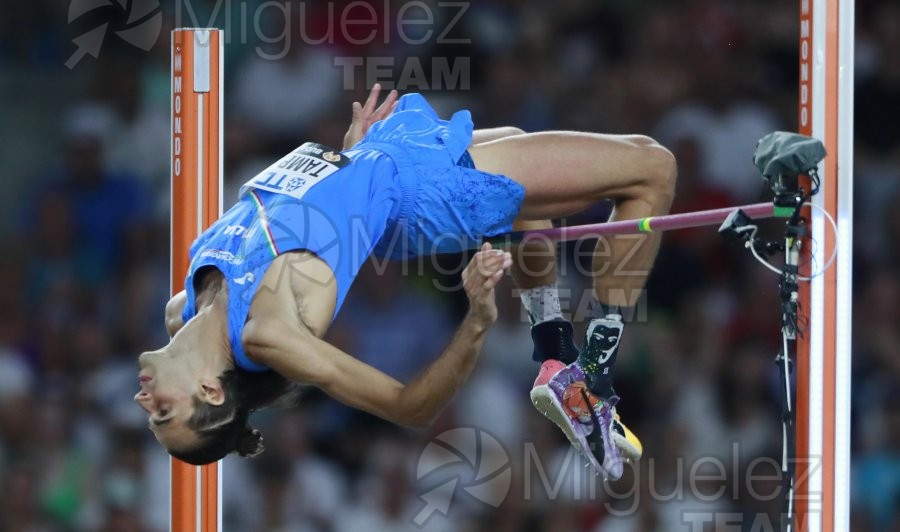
[400,408,438,429]
[394,398,441,429]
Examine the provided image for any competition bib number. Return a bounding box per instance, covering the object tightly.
[240,142,351,200]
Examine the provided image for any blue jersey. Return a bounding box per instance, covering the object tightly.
[181,94,525,372]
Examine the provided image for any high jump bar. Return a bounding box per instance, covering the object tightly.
[487,202,788,245]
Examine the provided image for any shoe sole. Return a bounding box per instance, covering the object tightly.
[612,428,642,463]
[530,384,602,472]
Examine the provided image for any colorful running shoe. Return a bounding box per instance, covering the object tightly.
[530,360,642,480]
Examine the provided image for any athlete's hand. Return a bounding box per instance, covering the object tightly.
[462,243,512,326]
[342,84,399,150]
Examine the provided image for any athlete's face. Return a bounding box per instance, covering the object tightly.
[135,350,203,451]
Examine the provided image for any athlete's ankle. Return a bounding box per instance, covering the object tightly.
[531,319,578,364]
[590,379,616,400]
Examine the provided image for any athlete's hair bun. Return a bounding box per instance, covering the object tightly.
[236,427,264,458]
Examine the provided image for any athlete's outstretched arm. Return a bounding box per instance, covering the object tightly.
[243,244,512,427]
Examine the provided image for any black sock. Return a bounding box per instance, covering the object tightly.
[530,319,579,364]
[577,304,626,397]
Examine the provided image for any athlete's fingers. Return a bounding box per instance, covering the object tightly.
[471,253,510,283]
[480,252,505,267]
[385,89,400,110]
[463,250,492,284]
[476,252,506,274]
[463,253,501,323]
[481,259,512,293]
[482,255,512,275]
[482,268,505,289]
[479,249,512,271]
[373,89,399,121]
[463,257,486,285]
[351,101,362,116]
[363,83,382,113]
[464,245,507,280]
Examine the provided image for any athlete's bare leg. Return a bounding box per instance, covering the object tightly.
[470,131,675,478]
[508,219,556,289]
[469,132,676,310]
[472,130,566,362]
[471,127,529,146]
[472,128,558,292]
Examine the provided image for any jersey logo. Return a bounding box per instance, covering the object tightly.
[284,176,307,192]
[240,142,351,201]
[232,272,255,285]
[199,249,242,264]
[223,224,258,239]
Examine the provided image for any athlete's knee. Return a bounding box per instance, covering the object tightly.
[471,126,527,147]
[496,126,526,138]
[631,135,676,208]
[622,134,657,148]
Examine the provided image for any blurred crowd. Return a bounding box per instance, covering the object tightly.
[1,0,899,530]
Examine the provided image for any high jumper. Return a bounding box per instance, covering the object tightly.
[138,84,675,479]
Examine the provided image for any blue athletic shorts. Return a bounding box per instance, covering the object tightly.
[359,94,526,259]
